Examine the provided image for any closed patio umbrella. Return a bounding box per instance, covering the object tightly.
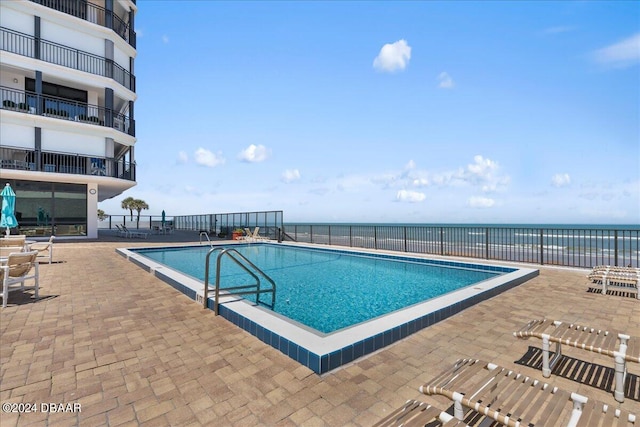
[0,183,18,237]
[161,210,167,234]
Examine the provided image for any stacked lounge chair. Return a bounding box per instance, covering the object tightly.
[587,266,639,299]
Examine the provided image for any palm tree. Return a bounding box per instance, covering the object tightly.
[121,196,135,221]
[97,209,108,221]
[130,199,149,229]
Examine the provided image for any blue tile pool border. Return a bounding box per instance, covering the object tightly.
[118,242,539,374]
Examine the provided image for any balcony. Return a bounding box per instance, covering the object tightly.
[1,86,135,136]
[28,0,136,48]
[0,27,135,92]
[0,146,136,182]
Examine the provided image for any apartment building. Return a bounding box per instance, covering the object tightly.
[0,0,137,238]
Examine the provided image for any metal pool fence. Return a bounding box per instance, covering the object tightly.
[174,211,284,240]
[101,211,284,237]
[283,225,640,269]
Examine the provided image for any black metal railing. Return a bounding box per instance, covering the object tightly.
[284,224,640,269]
[0,146,135,181]
[98,214,174,231]
[174,211,285,240]
[29,0,136,48]
[0,27,135,92]
[1,86,134,136]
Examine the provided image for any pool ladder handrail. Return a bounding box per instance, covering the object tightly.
[203,247,276,315]
[199,231,213,247]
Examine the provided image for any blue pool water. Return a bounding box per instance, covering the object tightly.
[134,244,506,333]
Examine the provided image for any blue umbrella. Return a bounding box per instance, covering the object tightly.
[161,210,166,228]
[1,183,18,237]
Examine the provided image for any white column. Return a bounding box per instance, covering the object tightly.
[87,183,98,239]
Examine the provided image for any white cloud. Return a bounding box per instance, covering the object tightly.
[464,155,510,191]
[592,33,640,68]
[413,178,429,187]
[466,155,498,177]
[551,173,571,187]
[373,39,411,73]
[282,169,301,183]
[177,151,188,164]
[162,35,169,44]
[427,155,509,193]
[396,190,426,203]
[430,170,457,186]
[437,72,455,89]
[238,144,270,163]
[194,148,225,167]
[468,196,495,208]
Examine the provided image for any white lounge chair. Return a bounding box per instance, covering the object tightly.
[122,225,148,239]
[514,319,640,402]
[241,228,254,241]
[373,400,470,427]
[419,358,637,426]
[1,250,39,308]
[115,224,128,237]
[243,227,269,241]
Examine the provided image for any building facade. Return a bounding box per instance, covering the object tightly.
[0,0,137,238]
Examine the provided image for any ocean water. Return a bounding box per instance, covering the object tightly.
[286,223,638,230]
[283,223,640,268]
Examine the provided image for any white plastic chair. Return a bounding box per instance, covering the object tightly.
[30,236,55,264]
[1,250,39,308]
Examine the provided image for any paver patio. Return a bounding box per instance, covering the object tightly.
[1,232,639,426]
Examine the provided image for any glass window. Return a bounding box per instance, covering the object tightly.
[53,184,87,236]
[25,79,88,119]
[9,180,53,236]
[26,79,88,103]
[5,180,87,237]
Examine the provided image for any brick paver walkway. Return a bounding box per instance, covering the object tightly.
[1,236,639,426]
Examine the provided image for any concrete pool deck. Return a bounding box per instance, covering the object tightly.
[1,231,639,426]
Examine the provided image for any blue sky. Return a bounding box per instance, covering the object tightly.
[98,1,640,224]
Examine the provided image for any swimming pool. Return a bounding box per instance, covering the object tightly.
[134,244,502,333]
[119,242,538,373]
